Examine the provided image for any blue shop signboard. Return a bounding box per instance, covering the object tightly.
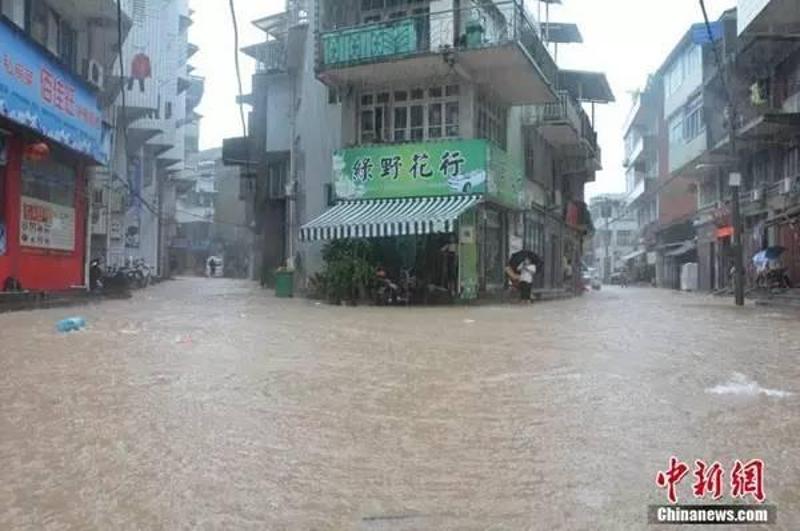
[0,18,110,164]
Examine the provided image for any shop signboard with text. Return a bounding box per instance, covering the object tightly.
[334,140,488,200]
[0,18,109,164]
[19,196,76,251]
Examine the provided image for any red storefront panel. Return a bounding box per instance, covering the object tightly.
[777,221,800,286]
[0,133,86,291]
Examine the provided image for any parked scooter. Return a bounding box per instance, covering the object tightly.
[753,247,793,290]
[374,267,415,305]
[131,258,152,288]
[99,263,131,293]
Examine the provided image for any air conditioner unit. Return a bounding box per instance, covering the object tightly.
[751,188,762,201]
[85,59,105,90]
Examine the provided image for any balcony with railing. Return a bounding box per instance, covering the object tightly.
[315,0,557,105]
[736,82,800,141]
[259,40,289,74]
[626,164,656,205]
[524,91,597,151]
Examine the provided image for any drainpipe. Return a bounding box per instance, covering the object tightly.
[84,167,92,291]
[286,67,297,268]
[157,172,164,277]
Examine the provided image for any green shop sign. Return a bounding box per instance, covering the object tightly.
[322,19,417,66]
[334,140,489,200]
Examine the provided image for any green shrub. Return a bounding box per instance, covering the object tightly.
[319,239,376,304]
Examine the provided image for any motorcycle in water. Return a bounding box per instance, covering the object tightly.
[131,258,152,288]
[753,247,793,290]
[99,263,131,294]
[374,267,415,305]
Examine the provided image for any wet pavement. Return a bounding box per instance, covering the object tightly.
[1,278,798,530]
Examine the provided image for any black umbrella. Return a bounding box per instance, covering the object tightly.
[508,250,542,269]
[764,246,786,260]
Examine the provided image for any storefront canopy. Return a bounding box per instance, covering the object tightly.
[621,249,646,262]
[665,241,697,257]
[300,195,480,242]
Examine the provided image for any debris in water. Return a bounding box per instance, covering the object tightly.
[706,372,793,398]
[56,317,86,333]
[175,335,193,345]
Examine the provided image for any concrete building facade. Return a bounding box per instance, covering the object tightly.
[0,0,126,290]
[226,0,612,298]
[88,0,203,277]
[588,193,638,283]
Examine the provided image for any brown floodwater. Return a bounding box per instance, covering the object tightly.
[1,278,798,529]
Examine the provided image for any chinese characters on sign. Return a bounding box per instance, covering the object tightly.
[0,19,108,163]
[439,150,465,177]
[40,68,101,129]
[19,196,76,251]
[656,457,766,504]
[333,140,488,200]
[380,156,401,180]
[352,151,465,183]
[322,18,417,66]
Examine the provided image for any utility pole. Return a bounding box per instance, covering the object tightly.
[722,39,745,306]
[700,1,744,306]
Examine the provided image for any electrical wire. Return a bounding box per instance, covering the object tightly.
[228,0,248,139]
[698,0,737,128]
[227,0,255,232]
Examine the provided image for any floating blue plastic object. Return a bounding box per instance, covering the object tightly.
[57,317,86,333]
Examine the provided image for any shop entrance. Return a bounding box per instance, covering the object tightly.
[372,233,459,304]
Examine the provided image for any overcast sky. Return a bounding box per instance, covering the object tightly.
[190,0,737,198]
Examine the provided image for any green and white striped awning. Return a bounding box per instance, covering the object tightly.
[300,195,480,241]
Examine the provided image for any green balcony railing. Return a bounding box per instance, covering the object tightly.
[317,1,556,86]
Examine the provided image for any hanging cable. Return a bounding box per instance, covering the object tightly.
[228,0,248,139]
[228,0,255,228]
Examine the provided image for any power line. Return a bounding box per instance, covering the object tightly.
[228,0,248,140]
[698,0,745,306]
[227,0,256,241]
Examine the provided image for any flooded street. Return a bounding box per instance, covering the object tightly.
[1,278,798,529]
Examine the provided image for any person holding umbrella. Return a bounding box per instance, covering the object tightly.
[506,250,541,302]
[517,256,537,303]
